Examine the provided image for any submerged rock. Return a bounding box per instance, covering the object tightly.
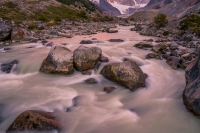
[40,45,74,74]
[101,60,146,91]
[109,39,124,42]
[85,78,98,84]
[80,40,93,44]
[6,110,61,132]
[99,56,109,62]
[1,60,18,73]
[183,48,200,117]
[104,86,116,93]
[73,46,102,72]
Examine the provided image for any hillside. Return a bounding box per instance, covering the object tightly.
[0,0,110,24]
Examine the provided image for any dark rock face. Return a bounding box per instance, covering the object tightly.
[1,60,18,73]
[80,40,93,44]
[73,46,102,72]
[109,39,124,42]
[98,0,121,16]
[6,110,61,132]
[101,60,146,91]
[40,45,74,74]
[0,23,12,42]
[104,86,116,93]
[183,48,200,117]
[85,78,98,84]
[134,42,153,49]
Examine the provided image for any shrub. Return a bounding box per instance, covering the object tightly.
[180,14,200,36]
[163,31,170,36]
[28,24,38,30]
[130,18,135,21]
[154,13,168,28]
[37,14,48,21]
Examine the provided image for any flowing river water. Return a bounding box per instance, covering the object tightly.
[0,26,200,133]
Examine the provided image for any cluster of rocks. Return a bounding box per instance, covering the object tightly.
[131,21,200,69]
[40,44,146,92]
[134,39,197,70]
[0,20,120,45]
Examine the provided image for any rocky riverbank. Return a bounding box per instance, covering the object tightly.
[0,19,132,46]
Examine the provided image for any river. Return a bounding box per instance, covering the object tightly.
[0,26,200,133]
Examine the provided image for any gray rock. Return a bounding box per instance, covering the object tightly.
[146,53,161,60]
[1,60,18,73]
[40,45,74,74]
[101,60,146,91]
[99,56,109,62]
[152,43,167,53]
[109,39,124,42]
[85,78,98,84]
[134,42,153,49]
[107,29,118,33]
[73,46,102,72]
[80,40,93,44]
[167,56,180,70]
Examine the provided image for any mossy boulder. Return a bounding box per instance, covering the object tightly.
[101,60,146,91]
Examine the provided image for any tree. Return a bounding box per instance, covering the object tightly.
[154,13,168,28]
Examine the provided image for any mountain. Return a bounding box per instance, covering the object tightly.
[91,0,149,15]
[0,0,106,24]
[95,0,121,16]
[144,0,200,18]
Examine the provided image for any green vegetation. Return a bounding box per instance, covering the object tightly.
[180,14,200,36]
[56,0,96,12]
[163,31,170,36]
[0,2,27,24]
[129,18,135,21]
[28,24,38,30]
[154,13,168,28]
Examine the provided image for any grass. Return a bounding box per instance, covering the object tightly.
[180,14,200,36]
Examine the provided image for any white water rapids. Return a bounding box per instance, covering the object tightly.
[0,26,200,133]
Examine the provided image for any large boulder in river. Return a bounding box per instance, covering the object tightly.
[0,23,12,42]
[100,60,146,91]
[6,110,61,132]
[134,42,153,49]
[183,48,200,117]
[40,45,74,74]
[73,46,102,72]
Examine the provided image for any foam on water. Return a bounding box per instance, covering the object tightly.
[0,26,200,133]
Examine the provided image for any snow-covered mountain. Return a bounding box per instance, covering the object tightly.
[91,0,149,15]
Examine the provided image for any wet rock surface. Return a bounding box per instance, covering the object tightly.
[40,45,74,74]
[73,46,102,72]
[104,86,116,93]
[6,110,61,132]
[85,78,98,84]
[101,60,146,91]
[1,60,19,73]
